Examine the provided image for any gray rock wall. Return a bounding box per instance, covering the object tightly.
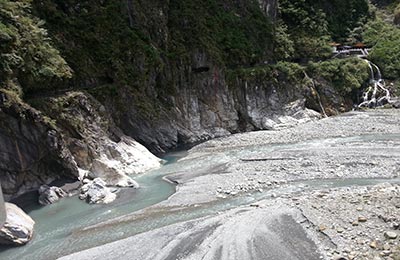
[0,91,79,200]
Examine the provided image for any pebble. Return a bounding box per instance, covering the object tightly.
[383,244,391,250]
[319,224,327,232]
[370,240,378,249]
[358,216,368,223]
[337,227,345,233]
[385,231,398,240]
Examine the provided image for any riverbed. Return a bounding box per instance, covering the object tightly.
[1,109,400,260]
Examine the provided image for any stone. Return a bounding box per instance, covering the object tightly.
[319,224,328,232]
[370,240,378,249]
[261,118,277,130]
[89,159,139,188]
[79,178,117,204]
[0,203,35,246]
[385,231,398,240]
[337,227,345,233]
[38,185,67,205]
[358,216,367,223]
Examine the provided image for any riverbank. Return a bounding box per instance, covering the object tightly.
[59,109,400,260]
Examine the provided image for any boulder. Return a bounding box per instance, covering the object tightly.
[38,185,67,205]
[79,178,117,204]
[89,159,139,188]
[0,203,35,246]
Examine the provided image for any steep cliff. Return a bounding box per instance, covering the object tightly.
[0,90,78,200]
[29,0,370,154]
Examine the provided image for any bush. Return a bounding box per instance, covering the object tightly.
[308,58,370,94]
[362,18,400,79]
[0,0,71,91]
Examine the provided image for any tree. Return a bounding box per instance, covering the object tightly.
[0,0,71,91]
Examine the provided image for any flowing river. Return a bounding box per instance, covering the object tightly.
[1,130,400,260]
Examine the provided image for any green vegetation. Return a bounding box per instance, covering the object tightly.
[32,0,164,91]
[229,58,370,95]
[0,0,392,113]
[277,0,369,61]
[361,14,400,79]
[0,0,71,92]
[168,0,273,66]
[308,58,370,94]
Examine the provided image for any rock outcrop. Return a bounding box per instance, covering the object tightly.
[33,92,162,186]
[79,178,117,204]
[0,203,35,246]
[0,90,162,201]
[0,90,79,200]
[38,185,67,205]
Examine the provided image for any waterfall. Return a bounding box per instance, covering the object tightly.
[358,60,391,108]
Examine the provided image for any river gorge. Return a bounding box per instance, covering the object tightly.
[1,0,400,259]
[1,109,400,260]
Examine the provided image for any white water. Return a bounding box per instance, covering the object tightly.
[358,60,391,108]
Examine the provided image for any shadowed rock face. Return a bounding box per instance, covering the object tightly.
[0,91,79,200]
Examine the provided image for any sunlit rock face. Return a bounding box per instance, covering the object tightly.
[0,203,35,246]
[34,92,163,186]
[79,178,117,204]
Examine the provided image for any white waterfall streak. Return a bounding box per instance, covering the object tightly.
[358,60,391,108]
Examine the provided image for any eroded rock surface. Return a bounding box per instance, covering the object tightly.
[38,185,67,205]
[0,90,78,200]
[0,203,34,246]
[79,178,117,204]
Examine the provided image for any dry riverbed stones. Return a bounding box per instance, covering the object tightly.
[297,183,400,260]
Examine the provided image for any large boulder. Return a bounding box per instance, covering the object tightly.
[0,203,35,246]
[79,178,117,204]
[89,159,139,188]
[38,185,67,205]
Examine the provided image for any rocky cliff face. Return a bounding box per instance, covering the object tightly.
[0,90,78,200]
[107,63,350,154]
[31,92,163,187]
[0,90,162,199]
[63,0,348,154]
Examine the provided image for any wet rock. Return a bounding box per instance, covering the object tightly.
[38,185,67,205]
[0,203,35,246]
[79,178,117,204]
[384,231,398,240]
